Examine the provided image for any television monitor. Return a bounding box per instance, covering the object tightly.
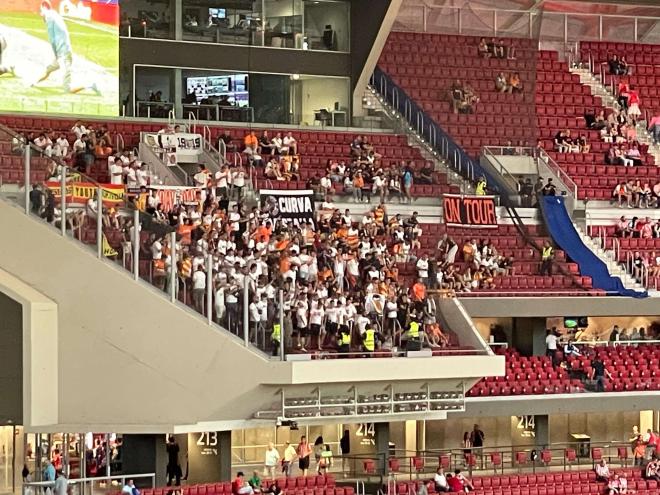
[209,8,226,19]
[564,317,588,329]
[0,0,119,116]
[186,74,249,107]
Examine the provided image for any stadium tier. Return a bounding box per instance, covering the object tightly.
[2,2,660,495]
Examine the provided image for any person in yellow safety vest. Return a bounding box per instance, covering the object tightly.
[360,325,382,353]
[540,240,554,276]
[475,176,487,196]
[405,314,423,351]
[338,327,351,353]
[271,323,282,356]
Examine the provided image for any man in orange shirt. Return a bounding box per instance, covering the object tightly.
[412,277,427,302]
[244,131,259,156]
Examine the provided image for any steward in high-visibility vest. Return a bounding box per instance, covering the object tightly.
[362,327,376,352]
[475,177,487,196]
[542,246,554,260]
[338,328,351,353]
[271,323,282,356]
[407,321,420,341]
[406,316,422,351]
[540,241,554,276]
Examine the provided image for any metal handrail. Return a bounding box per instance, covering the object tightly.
[481,147,520,192]
[115,133,125,152]
[187,111,198,134]
[394,4,660,43]
[538,149,578,199]
[23,473,156,495]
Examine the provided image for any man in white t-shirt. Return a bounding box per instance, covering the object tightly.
[192,265,206,314]
[283,132,297,155]
[416,254,429,286]
[109,157,124,185]
[545,329,559,357]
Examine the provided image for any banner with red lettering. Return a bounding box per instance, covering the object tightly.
[443,194,498,228]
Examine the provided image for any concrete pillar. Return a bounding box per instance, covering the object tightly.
[375,422,390,475]
[173,68,183,120]
[534,415,549,447]
[404,420,417,454]
[172,0,182,40]
[219,431,232,481]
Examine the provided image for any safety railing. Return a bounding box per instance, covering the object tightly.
[393,4,660,45]
[370,67,502,196]
[23,473,155,495]
[572,339,660,347]
[481,147,526,195]
[536,149,579,199]
[624,251,650,289]
[136,101,175,119]
[183,104,255,124]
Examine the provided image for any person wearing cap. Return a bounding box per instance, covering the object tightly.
[360,320,383,353]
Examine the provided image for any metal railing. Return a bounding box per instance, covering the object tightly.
[370,68,499,195]
[393,4,660,45]
[182,104,255,124]
[23,473,155,495]
[136,101,175,119]
[536,149,579,199]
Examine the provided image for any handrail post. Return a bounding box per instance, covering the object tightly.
[170,231,177,303]
[243,276,250,347]
[279,290,285,360]
[24,145,30,214]
[132,209,140,281]
[96,186,103,258]
[206,253,213,324]
[60,167,67,236]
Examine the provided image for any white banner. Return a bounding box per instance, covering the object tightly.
[143,132,203,164]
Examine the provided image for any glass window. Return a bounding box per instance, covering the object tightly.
[182,0,264,46]
[120,0,174,39]
[264,0,303,49]
[303,0,349,52]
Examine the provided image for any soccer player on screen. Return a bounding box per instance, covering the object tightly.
[33,0,99,95]
[0,31,15,77]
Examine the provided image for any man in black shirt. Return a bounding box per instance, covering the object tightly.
[590,357,611,392]
[166,436,181,486]
[542,178,557,196]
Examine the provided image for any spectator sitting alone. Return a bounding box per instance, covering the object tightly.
[595,459,611,482]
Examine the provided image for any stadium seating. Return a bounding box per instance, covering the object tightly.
[132,475,347,495]
[581,41,660,115]
[400,223,602,296]
[468,346,660,397]
[590,224,660,290]
[390,468,658,495]
[378,33,656,203]
[0,115,457,198]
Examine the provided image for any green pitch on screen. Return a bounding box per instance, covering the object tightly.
[0,12,119,116]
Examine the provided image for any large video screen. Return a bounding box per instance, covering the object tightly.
[186,74,249,107]
[0,0,119,116]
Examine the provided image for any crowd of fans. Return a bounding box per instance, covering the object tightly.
[110,199,468,354]
[12,121,115,177]
[241,131,438,205]
[614,216,660,240]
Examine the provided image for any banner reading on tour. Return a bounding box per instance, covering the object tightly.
[443,193,497,228]
[259,189,315,225]
[45,181,124,205]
